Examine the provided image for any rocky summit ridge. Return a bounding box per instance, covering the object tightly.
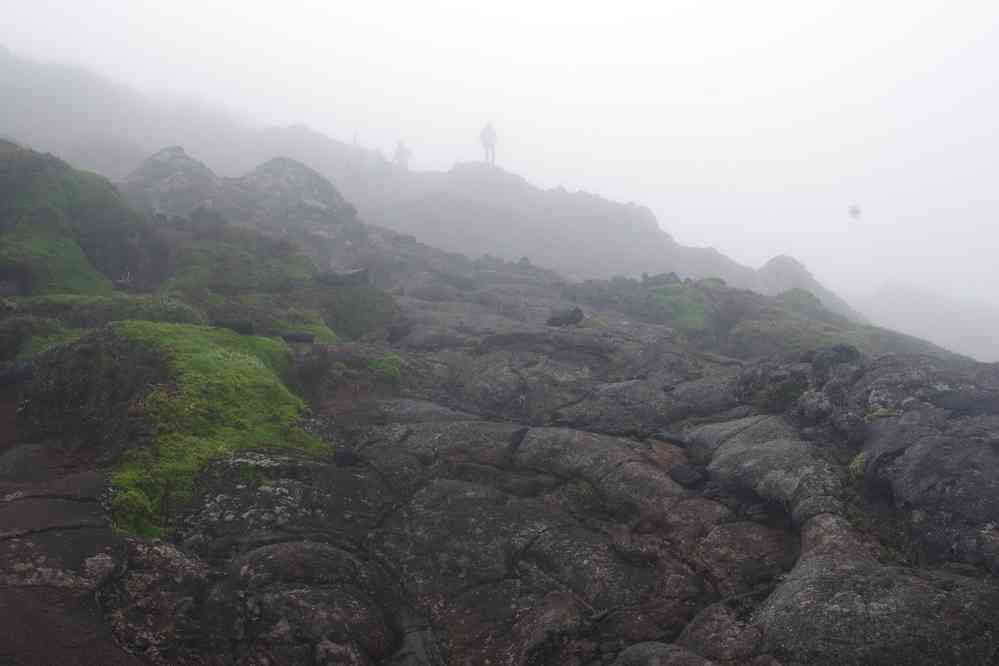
[2,46,863,323]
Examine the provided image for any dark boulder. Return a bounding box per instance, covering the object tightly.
[0,360,32,386]
[546,306,584,327]
[279,331,316,344]
[669,463,706,488]
[333,447,361,467]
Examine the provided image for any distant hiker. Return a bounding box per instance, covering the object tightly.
[394,140,412,170]
[480,123,497,164]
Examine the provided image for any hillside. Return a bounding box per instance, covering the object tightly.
[2,143,998,665]
[0,45,864,321]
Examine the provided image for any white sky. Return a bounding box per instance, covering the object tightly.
[4,0,999,302]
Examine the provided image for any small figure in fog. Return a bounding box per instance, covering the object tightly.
[394,140,412,170]
[480,123,497,164]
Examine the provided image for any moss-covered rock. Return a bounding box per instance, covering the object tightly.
[18,327,168,454]
[309,285,399,340]
[165,226,315,294]
[564,275,712,337]
[17,292,205,328]
[18,322,325,536]
[0,207,113,295]
[0,140,165,291]
[108,321,325,535]
[0,314,81,362]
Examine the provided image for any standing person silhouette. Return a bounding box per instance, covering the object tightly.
[480,123,497,164]
[393,140,412,170]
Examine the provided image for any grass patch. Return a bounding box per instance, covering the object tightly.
[18,292,205,328]
[0,315,85,362]
[651,284,709,336]
[866,407,900,420]
[311,285,398,340]
[110,321,324,536]
[368,353,403,384]
[1,142,149,284]
[564,276,711,337]
[849,451,867,480]
[166,227,315,294]
[17,327,86,360]
[277,317,338,343]
[0,214,112,295]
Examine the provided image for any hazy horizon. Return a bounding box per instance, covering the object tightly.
[4,0,999,309]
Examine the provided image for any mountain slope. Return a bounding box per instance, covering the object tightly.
[4,142,997,665]
[0,139,166,294]
[0,45,863,320]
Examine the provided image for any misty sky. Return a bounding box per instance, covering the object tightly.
[4,0,999,305]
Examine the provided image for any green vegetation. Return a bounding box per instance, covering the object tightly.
[776,288,848,325]
[222,294,337,342]
[650,283,709,336]
[368,353,403,384]
[274,315,338,343]
[1,142,149,286]
[1,293,205,362]
[110,322,324,536]
[157,227,402,342]
[16,326,85,360]
[565,276,711,337]
[0,213,113,295]
[166,227,315,294]
[18,292,205,328]
[849,451,868,479]
[0,315,83,362]
[727,318,844,358]
[313,285,398,340]
[866,407,900,420]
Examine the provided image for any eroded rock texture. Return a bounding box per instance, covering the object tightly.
[3,244,999,666]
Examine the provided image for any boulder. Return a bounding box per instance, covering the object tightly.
[546,306,584,327]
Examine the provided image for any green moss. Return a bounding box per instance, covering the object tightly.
[0,315,62,362]
[0,212,113,295]
[312,285,398,340]
[1,144,149,284]
[166,227,315,294]
[18,292,206,328]
[727,317,843,358]
[230,294,337,342]
[0,314,86,361]
[17,327,86,361]
[6,158,124,219]
[166,290,338,342]
[580,316,610,329]
[277,317,338,343]
[368,353,403,384]
[564,277,711,337]
[866,407,900,420]
[109,321,324,535]
[849,451,867,479]
[652,284,709,336]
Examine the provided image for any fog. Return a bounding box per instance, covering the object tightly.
[5,0,999,316]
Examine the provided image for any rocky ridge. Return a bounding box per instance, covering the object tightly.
[0,144,997,665]
[4,47,863,321]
